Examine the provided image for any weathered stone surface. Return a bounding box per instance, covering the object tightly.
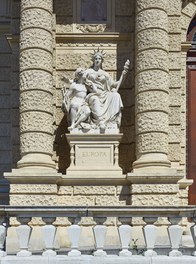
[21,0,52,12]
[182,2,196,17]
[20,70,53,92]
[169,52,181,69]
[58,186,73,195]
[56,53,116,70]
[20,49,53,73]
[169,34,181,51]
[169,107,181,124]
[136,91,169,113]
[131,184,179,194]
[169,17,181,33]
[20,132,53,154]
[57,196,95,206]
[137,0,168,11]
[137,10,167,32]
[20,28,53,51]
[167,0,181,15]
[169,70,181,88]
[21,9,52,31]
[169,125,181,143]
[168,143,181,161]
[95,196,129,206]
[137,29,168,51]
[20,90,53,113]
[20,112,53,134]
[137,49,168,72]
[169,88,181,106]
[136,112,168,133]
[74,186,116,195]
[10,195,57,205]
[10,184,57,194]
[132,194,179,206]
[136,70,168,93]
[137,133,168,154]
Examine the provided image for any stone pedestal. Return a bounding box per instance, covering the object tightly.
[64,134,124,180]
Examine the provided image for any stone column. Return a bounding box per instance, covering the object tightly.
[133,0,171,171]
[17,0,55,169]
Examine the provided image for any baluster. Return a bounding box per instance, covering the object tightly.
[16,217,32,257]
[168,217,182,257]
[143,217,158,257]
[67,216,81,257]
[118,217,132,257]
[93,217,107,256]
[42,217,56,257]
[190,217,196,256]
[0,217,7,257]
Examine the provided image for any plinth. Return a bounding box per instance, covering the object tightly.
[65,134,124,180]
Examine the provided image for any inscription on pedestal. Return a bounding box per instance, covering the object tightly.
[76,145,113,166]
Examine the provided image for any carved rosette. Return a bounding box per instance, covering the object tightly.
[134,0,170,170]
[18,0,55,169]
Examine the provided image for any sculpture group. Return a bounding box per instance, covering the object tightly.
[62,49,130,133]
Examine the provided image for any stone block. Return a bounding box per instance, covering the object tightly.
[169,88,181,106]
[169,52,181,70]
[167,0,181,15]
[182,2,196,18]
[0,137,11,150]
[169,107,181,125]
[168,125,181,143]
[58,186,73,195]
[168,17,181,33]
[10,194,57,206]
[73,186,116,195]
[131,184,179,194]
[57,196,95,206]
[10,184,57,194]
[168,143,181,162]
[169,34,181,51]
[169,70,181,88]
[95,196,129,206]
[132,194,179,206]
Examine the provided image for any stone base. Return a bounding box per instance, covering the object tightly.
[4,168,62,184]
[65,134,124,181]
[127,170,183,206]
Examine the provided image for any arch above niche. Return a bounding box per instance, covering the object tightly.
[181,2,196,42]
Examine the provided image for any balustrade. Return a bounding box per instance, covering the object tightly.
[0,206,195,263]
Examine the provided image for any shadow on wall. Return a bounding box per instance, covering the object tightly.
[54,114,70,174]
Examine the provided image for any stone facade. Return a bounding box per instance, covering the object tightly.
[0,0,195,206]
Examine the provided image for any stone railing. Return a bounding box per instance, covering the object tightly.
[0,206,196,263]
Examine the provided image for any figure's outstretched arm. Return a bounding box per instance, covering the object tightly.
[112,60,130,91]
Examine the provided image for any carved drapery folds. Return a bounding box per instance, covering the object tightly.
[17,0,55,169]
[133,0,171,170]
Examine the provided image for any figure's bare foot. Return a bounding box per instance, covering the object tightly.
[68,125,74,131]
[99,121,106,130]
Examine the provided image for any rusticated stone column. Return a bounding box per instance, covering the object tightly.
[133,0,171,171]
[17,0,55,169]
